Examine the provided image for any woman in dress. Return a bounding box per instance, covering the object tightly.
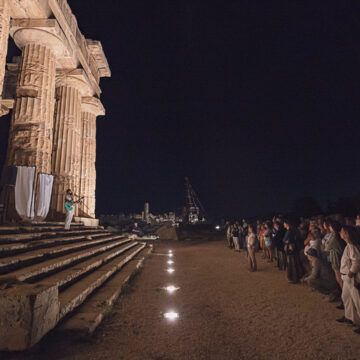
[264,222,273,262]
[247,224,257,272]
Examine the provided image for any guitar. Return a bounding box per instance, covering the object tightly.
[64,197,84,212]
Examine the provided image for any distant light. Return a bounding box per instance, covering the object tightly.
[165,285,180,293]
[167,260,174,265]
[164,311,179,320]
[215,225,220,230]
[167,268,175,274]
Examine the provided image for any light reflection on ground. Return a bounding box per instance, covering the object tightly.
[167,268,175,274]
[164,311,179,320]
[164,285,180,293]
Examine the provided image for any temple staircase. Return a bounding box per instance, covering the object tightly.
[0,222,151,351]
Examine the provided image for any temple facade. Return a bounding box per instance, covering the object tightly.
[0,0,110,221]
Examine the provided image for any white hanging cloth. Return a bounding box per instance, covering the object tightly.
[15,166,35,220]
[34,173,54,221]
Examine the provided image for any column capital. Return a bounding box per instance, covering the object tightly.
[81,96,105,116]
[56,69,92,96]
[10,19,69,58]
[0,99,14,117]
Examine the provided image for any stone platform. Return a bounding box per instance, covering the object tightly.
[0,222,150,351]
[74,216,100,227]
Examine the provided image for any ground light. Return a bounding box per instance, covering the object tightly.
[168,253,173,258]
[167,268,175,274]
[167,260,174,265]
[165,285,180,293]
[164,311,179,321]
[168,250,173,254]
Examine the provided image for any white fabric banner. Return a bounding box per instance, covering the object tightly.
[15,166,35,220]
[35,173,54,221]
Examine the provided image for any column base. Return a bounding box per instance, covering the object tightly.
[73,216,99,227]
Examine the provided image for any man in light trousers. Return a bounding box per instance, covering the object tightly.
[64,189,74,230]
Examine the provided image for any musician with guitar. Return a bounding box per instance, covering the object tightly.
[64,189,83,229]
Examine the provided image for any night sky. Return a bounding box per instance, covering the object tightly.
[1,1,360,218]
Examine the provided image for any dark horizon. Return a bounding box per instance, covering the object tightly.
[1,0,360,218]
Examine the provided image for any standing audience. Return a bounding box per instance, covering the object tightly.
[224,214,360,334]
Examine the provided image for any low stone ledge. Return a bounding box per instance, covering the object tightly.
[0,282,59,351]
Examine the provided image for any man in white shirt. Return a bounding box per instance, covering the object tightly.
[64,189,74,230]
[337,226,360,334]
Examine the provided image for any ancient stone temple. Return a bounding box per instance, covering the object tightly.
[0,0,110,223]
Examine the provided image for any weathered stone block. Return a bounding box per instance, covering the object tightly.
[0,283,59,351]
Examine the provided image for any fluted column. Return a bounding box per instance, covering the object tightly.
[6,42,56,172]
[0,0,10,101]
[80,97,105,218]
[50,75,88,217]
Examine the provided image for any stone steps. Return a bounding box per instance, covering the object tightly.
[58,246,149,335]
[38,241,139,289]
[0,232,109,257]
[0,223,86,235]
[0,228,105,244]
[0,235,129,277]
[0,224,151,351]
[58,242,146,320]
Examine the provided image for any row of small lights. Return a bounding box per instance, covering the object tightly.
[164,249,179,321]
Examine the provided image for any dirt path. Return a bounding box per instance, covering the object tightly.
[4,238,360,360]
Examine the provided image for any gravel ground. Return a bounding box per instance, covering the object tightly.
[3,237,360,360]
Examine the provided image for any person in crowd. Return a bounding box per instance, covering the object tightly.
[321,220,332,251]
[232,222,241,251]
[264,222,273,262]
[323,220,345,304]
[273,221,286,270]
[247,224,257,272]
[284,218,304,284]
[298,220,308,242]
[237,221,244,249]
[258,223,265,258]
[355,215,360,234]
[303,248,338,296]
[337,226,360,334]
[317,216,326,236]
[256,220,261,238]
[242,219,248,254]
[304,223,322,261]
[345,217,355,227]
[226,221,233,248]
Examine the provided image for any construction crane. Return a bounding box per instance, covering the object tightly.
[183,177,207,224]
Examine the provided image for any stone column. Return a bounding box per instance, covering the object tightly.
[50,74,88,218]
[0,0,10,102]
[80,97,104,218]
[5,26,67,173]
